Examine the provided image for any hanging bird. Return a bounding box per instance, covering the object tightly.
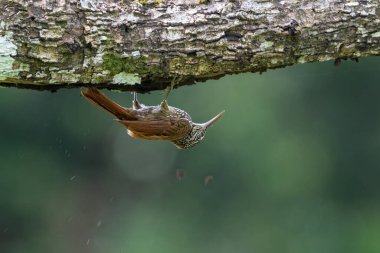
[81,88,224,149]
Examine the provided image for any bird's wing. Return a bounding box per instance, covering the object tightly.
[116,118,192,141]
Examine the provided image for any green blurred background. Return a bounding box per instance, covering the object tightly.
[1,57,380,253]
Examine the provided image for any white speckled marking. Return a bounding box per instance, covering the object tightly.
[260,41,274,50]
[131,51,141,58]
[0,31,18,80]
[112,72,141,85]
[80,0,98,10]
[345,2,359,7]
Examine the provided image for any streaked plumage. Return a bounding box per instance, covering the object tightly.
[81,88,224,149]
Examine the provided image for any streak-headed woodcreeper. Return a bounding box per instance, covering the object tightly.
[81,88,224,149]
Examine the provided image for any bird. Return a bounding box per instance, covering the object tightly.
[81,87,224,149]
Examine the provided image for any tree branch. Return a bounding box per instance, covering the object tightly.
[0,0,379,92]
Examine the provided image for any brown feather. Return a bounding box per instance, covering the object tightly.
[117,118,192,141]
[81,88,137,120]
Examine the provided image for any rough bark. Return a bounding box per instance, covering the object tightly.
[0,0,379,92]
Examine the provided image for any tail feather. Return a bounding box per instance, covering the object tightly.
[81,88,137,120]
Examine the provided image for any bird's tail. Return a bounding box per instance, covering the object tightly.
[81,88,137,120]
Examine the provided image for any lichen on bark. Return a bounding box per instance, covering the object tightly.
[0,0,379,91]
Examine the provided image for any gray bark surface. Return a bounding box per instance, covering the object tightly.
[0,0,379,92]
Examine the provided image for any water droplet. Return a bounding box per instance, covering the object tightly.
[204,175,214,185]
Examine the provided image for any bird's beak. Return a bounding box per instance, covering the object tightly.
[200,110,225,128]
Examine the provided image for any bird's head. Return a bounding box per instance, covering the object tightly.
[174,111,225,149]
